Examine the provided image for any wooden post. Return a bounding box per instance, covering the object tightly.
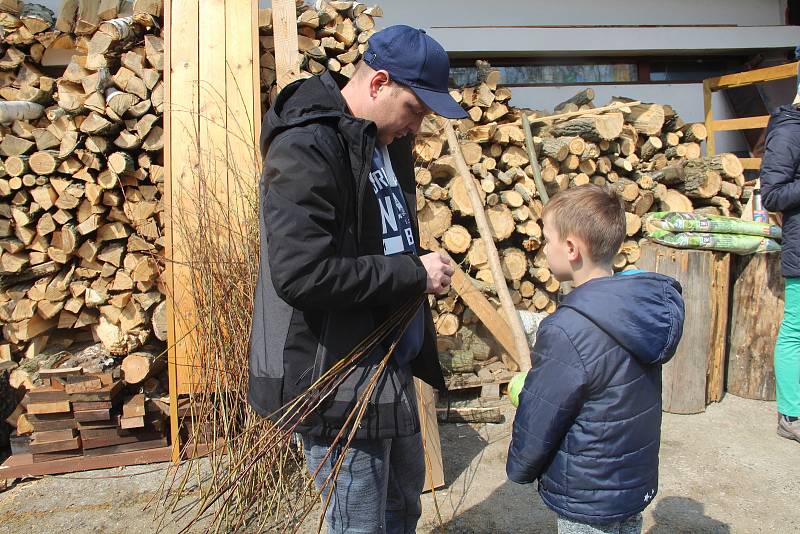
[727,253,783,400]
[444,122,531,372]
[638,242,730,414]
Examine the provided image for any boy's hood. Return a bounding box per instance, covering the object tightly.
[559,272,685,365]
[770,104,800,130]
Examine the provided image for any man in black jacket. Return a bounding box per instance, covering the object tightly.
[248,26,465,533]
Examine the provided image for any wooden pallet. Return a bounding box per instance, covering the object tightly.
[0,446,172,480]
[445,370,515,399]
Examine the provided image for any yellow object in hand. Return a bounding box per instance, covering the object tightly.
[508,372,527,408]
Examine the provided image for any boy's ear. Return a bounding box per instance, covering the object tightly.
[565,237,581,262]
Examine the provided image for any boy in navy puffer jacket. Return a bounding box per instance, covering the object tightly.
[507,185,685,534]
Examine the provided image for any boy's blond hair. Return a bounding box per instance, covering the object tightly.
[542,184,626,265]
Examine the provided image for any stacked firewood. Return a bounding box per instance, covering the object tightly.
[0,1,167,375]
[258,0,382,114]
[414,66,746,378]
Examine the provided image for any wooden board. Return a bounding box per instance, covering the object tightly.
[83,437,168,456]
[415,379,444,492]
[163,0,263,463]
[30,436,81,454]
[28,414,77,432]
[638,242,730,414]
[272,0,301,88]
[74,409,112,422]
[27,401,71,415]
[727,252,783,400]
[67,380,123,401]
[82,430,163,450]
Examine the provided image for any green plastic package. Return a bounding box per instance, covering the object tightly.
[647,229,781,255]
[644,212,782,240]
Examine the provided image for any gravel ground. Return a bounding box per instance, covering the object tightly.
[0,394,795,533]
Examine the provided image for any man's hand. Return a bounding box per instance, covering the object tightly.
[421,252,454,294]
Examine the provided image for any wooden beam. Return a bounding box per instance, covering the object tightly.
[712,116,769,132]
[272,0,300,89]
[707,61,799,91]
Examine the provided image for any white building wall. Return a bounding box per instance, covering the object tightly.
[367,0,787,28]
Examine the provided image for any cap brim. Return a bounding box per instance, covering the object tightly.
[411,86,468,119]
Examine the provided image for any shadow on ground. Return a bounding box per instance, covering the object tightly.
[648,496,731,534]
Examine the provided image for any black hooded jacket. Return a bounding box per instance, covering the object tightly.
[761,104,800,277]
[247,71,446,439]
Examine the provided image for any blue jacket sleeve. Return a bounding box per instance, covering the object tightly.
[506,323,588,484]
[760,122,800,213]
[264,128,426,311]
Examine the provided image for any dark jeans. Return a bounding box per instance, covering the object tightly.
[303,432,426,534]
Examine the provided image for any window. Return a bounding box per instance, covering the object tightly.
[649,57,749,82]
[449,63,638,87]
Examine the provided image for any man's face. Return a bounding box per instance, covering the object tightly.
[371,80,430,145]
[542,215,574,282]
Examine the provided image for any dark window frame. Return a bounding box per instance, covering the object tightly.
[448,55,752,87]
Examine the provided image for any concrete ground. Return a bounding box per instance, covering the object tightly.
[0,394,796,533]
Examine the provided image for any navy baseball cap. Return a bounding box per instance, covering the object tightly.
[364,25,468,119]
